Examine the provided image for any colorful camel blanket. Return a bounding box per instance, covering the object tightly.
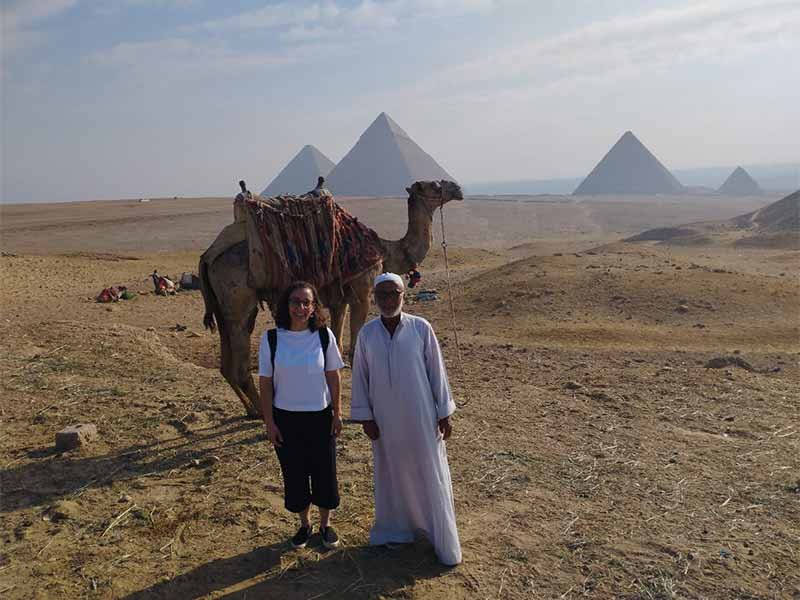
[237,193,384,292]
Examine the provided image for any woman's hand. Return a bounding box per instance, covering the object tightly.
[362,420,380,440]
[265,420,283,447]
[331,413,343,437]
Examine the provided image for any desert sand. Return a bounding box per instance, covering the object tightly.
[1,192,798,599]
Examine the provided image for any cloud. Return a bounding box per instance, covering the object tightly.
[191,0,496,37]
[1,0,77,57]
[378,0,800,110]
[86,37,297,81]
[440,0,800,89]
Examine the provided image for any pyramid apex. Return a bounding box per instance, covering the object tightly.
[374,112,394,126]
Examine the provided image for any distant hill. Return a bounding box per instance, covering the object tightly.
[732,190,799,232]
[626,190,799,249]
[262,145,335,196]
[573,131,683,195]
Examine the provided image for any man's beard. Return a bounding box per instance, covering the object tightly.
[379,303,402,318]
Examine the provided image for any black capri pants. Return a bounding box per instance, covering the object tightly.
[273,405,340,513]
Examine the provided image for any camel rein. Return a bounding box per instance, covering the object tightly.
[439,189,471,408]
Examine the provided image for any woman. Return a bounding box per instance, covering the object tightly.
[259,281,345,549]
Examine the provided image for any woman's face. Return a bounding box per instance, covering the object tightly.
[288,287,315,328]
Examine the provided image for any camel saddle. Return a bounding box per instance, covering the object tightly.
[203,193,384,295]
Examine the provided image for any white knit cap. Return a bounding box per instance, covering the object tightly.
[374,272,405,289]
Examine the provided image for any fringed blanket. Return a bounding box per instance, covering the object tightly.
[239,193,383,292]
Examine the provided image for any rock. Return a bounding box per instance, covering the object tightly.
[55,423,97,450]
[186,330,203,338]
[704,356,753,371]
[676,304,689,313]
[45,500,81,522]
[564,381,582,390]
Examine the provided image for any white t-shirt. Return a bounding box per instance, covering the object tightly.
[258,327,345,412]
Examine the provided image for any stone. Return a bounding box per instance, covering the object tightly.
[55,423,97,451]
[45,500,81,522]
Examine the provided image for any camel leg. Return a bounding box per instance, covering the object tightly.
[347,298,370,363]
[225,315,262,419]
[345,268,378,362]
[209,242,262,418]
[328,302,348,356]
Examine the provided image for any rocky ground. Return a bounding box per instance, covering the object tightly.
[1,195,798,599]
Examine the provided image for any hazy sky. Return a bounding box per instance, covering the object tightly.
[2,0,798,203]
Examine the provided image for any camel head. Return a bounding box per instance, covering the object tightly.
[405,180,463,214]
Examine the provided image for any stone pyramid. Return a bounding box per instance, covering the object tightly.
[718,166,762,195]
[326,112,454,197]
[574,131,683,195]
[261,145,335,196]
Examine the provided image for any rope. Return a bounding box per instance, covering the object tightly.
[438,187,471,408]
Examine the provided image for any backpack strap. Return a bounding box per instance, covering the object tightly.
[318,327,330,370]
[267,328,277,375]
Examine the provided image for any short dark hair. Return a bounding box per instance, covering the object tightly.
[274,281,326,331]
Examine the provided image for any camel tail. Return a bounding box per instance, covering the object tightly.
[199,256,218,333]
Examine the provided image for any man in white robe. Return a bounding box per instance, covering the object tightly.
[350,272,462,566]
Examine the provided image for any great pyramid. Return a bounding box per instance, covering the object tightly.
[718,166,762,196]
[261,145,335,196]
[574,131,683,195]
[326,112,454,197]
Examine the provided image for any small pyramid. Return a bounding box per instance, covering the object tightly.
[262,145,335,196]
[326,113,454,197]
[574,131,683,195]
[718,166,762,196]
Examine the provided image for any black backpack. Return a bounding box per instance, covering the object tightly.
[267,327,330,374]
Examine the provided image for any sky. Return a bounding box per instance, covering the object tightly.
[2,0,799,203]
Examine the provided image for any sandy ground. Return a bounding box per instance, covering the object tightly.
[1,193,798,599]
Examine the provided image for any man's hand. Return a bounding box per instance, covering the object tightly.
[265,420,283,447]
[362,420,380,440]
[438,416,452,440]
[331,413,343,437]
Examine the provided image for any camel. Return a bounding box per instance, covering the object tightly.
[199,180,463,418]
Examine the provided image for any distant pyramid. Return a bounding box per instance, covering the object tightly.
[262,145,335,196]
[326,112,454,197]
[574,131,683,195]
[718,166,762,196]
